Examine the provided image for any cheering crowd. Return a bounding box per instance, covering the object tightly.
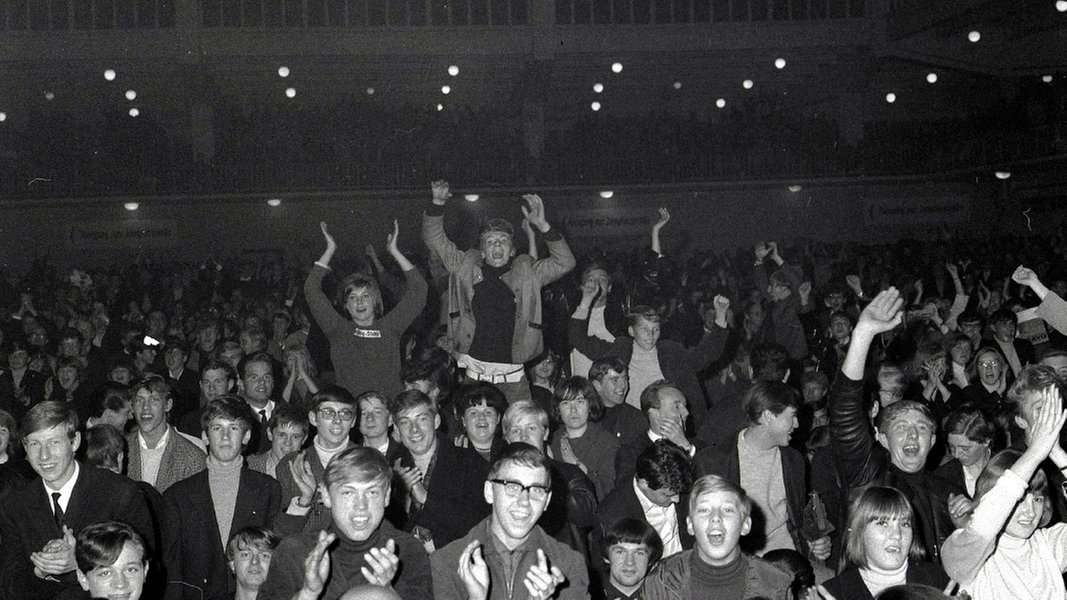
[3,183,1067,600]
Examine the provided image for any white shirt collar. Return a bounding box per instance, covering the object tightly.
[139,424,171,450]
[44,461,80,499]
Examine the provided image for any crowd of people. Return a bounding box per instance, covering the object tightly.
[4,183,1067,599]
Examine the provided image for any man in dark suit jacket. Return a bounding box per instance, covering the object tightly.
[163,396,282,600]
[692,380,831,559]
[0,401,156,600]
[568,289,729,432]
[163,337,201,423]
[177,358,237,439]
[0,340,47,423]
[389,389,489,550]
[987,308,1036,379]
[597,440,694,562]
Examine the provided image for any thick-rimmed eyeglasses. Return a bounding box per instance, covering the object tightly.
[317,407,355,421]
[489,478,550,501]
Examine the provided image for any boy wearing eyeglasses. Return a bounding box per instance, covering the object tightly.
[274,387,358,535]
[431,442,590,600]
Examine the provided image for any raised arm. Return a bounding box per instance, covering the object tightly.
[650,207,670,258]
[522,218,539,259]
[386,219,415,272]
[303,223,348,334]
[943,385,1066,586]
[523,194,576,284]
[383,221,428,331]
[682,295,731,373]
[830,287,904,487]
[315,222,337,268]
[1013,265,1051,301]
[569,276,616,359]
[421,180,468,272]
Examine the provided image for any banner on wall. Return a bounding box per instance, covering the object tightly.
[862,196,970,227]
[68,220,178,249]
[554,209,653,247]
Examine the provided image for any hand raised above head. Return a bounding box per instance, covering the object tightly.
[855,287,904,335]
[520,194,549,230]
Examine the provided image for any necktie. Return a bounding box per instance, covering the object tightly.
[259,409,268,425]
[51,492,64,527]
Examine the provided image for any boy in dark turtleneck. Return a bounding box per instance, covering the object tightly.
[260,447,431,600]
[422,179,576,405]
[640,475,792,599]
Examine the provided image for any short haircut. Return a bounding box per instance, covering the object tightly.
[957,310,984,327]
[238,351,274,379]
[742,381,800,425]
[75,521,148,573]
[55,355,83,374]
[1007,364,1061,418]
[239,328,268,350]
[580,262,611,282]
[81,425,126,472]
[942,332,971,353]
[309,385,357,411]
[1040,347,1067,363]
[874,400,936,434]
[750,343,790,383]
[688,474,751,519]
[454,383,508,418]
[58,327,83,343]
[268,402,310,436]
[635,440,693,495]
[487,441,550,481]
[603,517,664,566]
[323,446,392,490]
[131,375,173,404]
[98,382,131,416]
[400,350,453,394]
[875,584,953,600]
[941,405,996,446]
[200,359,238,383]
[502,400,549,432]
[761,549,814,596]
[844,486,923,568]
[639,379,678,413]
[974,449,1051,528]
[197,319,221,335]
[627,305,662,327]
[200,395,255,434]
[988,308,1017,327]
[22,401,78,440]
[388,389,436,419]
[163,336,191,356]
[337,273,385,319]
[800,370,829,390]
[553,376,605,422]
[589,356,628,382]
[225,526,281,562]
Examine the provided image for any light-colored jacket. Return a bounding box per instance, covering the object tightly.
[422,205,575,364]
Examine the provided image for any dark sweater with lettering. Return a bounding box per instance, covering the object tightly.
[304,264,427,398]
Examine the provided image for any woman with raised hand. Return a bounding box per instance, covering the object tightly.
[305,220,427,400]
